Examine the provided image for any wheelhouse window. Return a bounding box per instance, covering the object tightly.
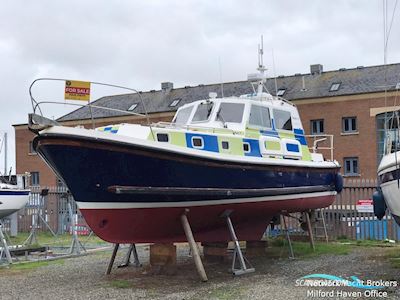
[216,103,245,124]
[344,157,359,176]
[192,101,214,122]
[249,105,271,128]
[311,119,324,135]
[174,106,193,125]
[274,109,292,131]
[342,117,357,133]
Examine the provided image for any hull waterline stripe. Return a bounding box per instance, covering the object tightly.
[76,191,336,209]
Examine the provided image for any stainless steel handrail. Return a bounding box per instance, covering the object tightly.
[29,78,155,139]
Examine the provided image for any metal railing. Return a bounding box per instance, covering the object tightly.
[28,78,155,139]
[306,134,334,161]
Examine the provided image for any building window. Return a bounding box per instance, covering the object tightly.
[276,89,286,96]
[342,117,357,133]
[310,119,324,135]
[344,157,359,176]
[31,172,40,186]
[29,141,37,155]
[330,82,341,92]
[170,99,181,107]
[127,104,138,111]
[376,113,400,164]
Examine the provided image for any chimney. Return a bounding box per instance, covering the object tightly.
[310,64,323,75]
[161,82,173,91]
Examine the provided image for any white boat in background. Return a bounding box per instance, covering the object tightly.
[375,118,400,225]
[0,181,30,219]
[0,133,30,220]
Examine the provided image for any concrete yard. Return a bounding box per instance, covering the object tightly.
[0,242,399,300]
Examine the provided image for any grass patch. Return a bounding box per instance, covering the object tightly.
[109,279,132,289]
[0,259,65,274]
[12,259,64,270]
[383,248,400,268]
[8,232,107,248]
[267,238,351,258]
[208,286,245,300]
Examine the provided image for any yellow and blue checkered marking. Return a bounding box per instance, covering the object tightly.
[98,126,120,134]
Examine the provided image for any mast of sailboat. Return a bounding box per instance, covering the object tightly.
[4,132,7,177]
[1,132,7,177]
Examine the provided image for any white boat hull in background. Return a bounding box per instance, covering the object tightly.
[0,189,30,219]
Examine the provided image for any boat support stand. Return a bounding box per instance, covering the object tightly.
[0,222,12,264]
[281,214,295,259]
[181,209,208,282]
[106,243,141,275]
[221,210,255,276]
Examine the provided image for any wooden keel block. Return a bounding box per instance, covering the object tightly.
[202,242,228,261]
[150,243,177,266]
[245,240,268,257]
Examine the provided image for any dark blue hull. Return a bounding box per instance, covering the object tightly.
[34,135,339,204]
[34,134,340,243]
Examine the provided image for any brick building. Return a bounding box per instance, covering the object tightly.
[13,63,400,186]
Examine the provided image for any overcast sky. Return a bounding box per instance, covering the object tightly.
[0,0,399,174]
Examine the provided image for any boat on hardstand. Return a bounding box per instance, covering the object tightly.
[374,111,400,226]
[0,181,30,220]
[29,56,342,244]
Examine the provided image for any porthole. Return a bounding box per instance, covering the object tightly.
[157,133,169,142]
[192,137,204,148]
[243,142,251,153]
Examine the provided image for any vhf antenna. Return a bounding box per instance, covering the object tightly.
[257,35,266,72]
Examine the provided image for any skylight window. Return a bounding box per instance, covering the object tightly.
[127,104,138,111]
[276,89,286,96]
[329,83,341,92]
[170,99,181,107]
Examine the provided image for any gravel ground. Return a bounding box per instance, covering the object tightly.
[0,244,399,300]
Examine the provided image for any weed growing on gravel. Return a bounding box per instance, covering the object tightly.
[383,248,400,268]
[0,259,65,273]
[109,279,132,289]
[207,286,245,300]
[267,238,351,258]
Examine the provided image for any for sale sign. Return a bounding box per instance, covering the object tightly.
[65,80,91,101]
[356,199,374,213]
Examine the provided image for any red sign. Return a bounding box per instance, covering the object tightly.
[356,200,373,206]
[356,199,374,213]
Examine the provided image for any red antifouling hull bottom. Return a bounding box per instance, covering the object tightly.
[80,195,335,243]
